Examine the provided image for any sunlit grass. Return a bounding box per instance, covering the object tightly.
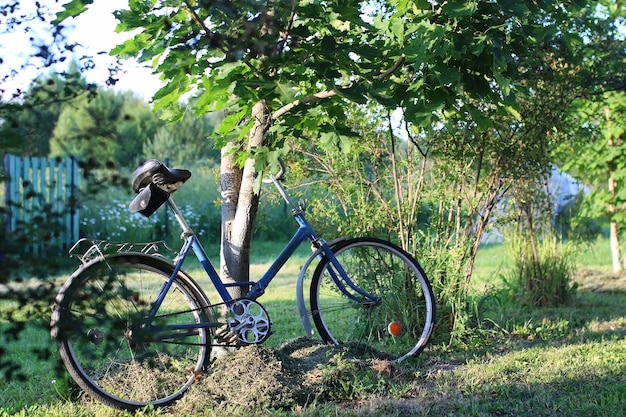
[2,237,625,416]
[469,236,617,295]
[421,339,626,416]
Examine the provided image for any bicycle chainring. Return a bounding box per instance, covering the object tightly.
[227,299,271,345]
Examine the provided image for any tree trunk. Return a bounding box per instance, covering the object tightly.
[608,165,621,273]
[215,57,404,295]
[609,219,621,273]
[219,100,268,298]
[605,106,622,273]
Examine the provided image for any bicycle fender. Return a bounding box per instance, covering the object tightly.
[296,237,350,337]
[296,251,319,336]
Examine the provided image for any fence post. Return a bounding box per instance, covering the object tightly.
[67,156,79,248]
[3,154,80,256]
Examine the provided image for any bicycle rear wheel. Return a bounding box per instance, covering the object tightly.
[310,238,435,363]
[51,253,212,411]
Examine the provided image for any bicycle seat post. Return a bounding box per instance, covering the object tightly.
[166,197,193,238]
[273,178,302,215]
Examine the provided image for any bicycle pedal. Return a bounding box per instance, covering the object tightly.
[214,324,239,345]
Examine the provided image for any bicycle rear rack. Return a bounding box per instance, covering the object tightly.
[69,238,178,265]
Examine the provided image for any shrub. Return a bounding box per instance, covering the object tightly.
[505,234,577,307]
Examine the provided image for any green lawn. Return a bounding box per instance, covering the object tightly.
[1,238,625,416]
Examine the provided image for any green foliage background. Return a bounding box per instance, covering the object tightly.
[1,2,625,411]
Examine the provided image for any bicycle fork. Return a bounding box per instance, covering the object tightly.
[296,237,381,336]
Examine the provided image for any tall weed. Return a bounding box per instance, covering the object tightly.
[505,234,577,307]
[415,237,470,344]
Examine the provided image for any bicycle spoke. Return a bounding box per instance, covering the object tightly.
[53,254,211,411]
[310,238,435,362]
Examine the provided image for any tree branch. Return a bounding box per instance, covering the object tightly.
[271,90,337,121]
[271,54,406,121]
[375,54,406,81]
[278,0,297,56]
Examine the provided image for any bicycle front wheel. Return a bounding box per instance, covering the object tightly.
[310,238,435,363]
[51,253,212,411]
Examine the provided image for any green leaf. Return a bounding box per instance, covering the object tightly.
[497,0,530,17]
[274,83,298,103]
[110,36,145,59]
[493,70,512,97]
[195,75,236,113]
[320,131,340,150]
[369,88,398,108]
[158,103,186,123]
[388,17,405,43]
[336,84,368,104]
[465,104,492,130]
[442,0,478,17]
[216,109,248,135]
[502,104,521,121]
[338,134,353,154]
[433,65,462,86]
[53,0,93,24]
[151,75,190,113]
[217,62,246,80]
[404,22,446,60]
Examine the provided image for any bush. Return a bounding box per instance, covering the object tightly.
[505,235,577,307]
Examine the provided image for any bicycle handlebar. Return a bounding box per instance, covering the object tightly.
[262,158,286,183]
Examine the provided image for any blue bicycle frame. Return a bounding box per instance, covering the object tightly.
[146,175,379,336]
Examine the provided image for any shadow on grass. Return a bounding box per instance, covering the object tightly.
[1,266,626,416]
[472,269,626,348]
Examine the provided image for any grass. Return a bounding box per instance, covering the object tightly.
[1,238,626,416]
[420,340,626,416]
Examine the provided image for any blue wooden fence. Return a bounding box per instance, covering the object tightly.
[4,154,79,255]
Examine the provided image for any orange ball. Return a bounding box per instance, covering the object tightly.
[387,321,402,336]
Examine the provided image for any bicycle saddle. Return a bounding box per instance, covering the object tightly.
[129,160,191,217]
[131,159,191,193]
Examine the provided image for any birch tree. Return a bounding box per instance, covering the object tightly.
[54,0,589,298]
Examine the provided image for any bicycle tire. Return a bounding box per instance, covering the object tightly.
[51,253,213,411]
[310,237,435,363]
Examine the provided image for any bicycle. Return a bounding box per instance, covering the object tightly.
[50,159,436,411]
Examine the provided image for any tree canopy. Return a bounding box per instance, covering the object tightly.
[49,0,625,305]
[55,0,592,166]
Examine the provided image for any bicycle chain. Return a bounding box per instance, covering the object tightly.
[151,298,260,348]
